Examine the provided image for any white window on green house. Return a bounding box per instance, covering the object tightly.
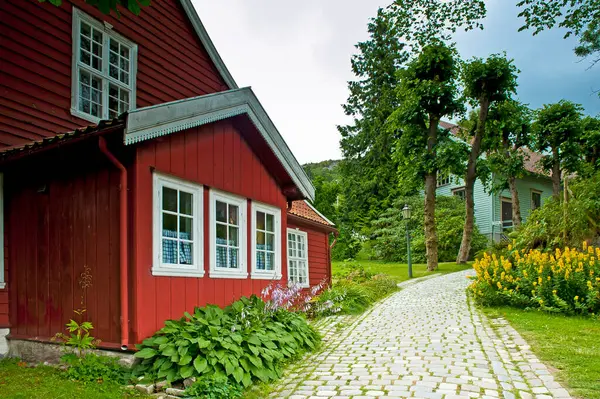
[437,173,451,187]
[287,229,309,288]
[71,8,137,123]
[152,173,203,277]
[209,190,247,278]
[251,203,281,279]
[531,190,542,210]
[452,187,466,201]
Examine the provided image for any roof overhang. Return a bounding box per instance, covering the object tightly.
[125,87,314,201]
[179,0,238,90]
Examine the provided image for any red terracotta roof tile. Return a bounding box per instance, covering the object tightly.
[288,200,335,227]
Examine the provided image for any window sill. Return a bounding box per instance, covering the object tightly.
[251,272,282,280]
[152,268,205,278]
[209,269,248,279]
[0,282,5,289]
[70,107,102,124]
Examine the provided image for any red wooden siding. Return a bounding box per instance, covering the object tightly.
[287,222,332,287]
[6,155,122,344]
[0,219,8,327]
[0,0,228,149]
[131,120,288,342]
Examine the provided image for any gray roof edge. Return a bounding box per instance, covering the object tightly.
[125,88,315,201]
[179,0,238,90]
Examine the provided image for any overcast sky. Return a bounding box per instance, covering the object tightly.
[194,0,600,164]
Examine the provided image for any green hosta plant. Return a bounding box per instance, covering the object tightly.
[134,296,320,387]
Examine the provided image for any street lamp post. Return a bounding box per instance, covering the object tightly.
[402,204,412,279]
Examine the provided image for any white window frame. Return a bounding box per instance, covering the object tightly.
[152,173,204,277]
[452,186,466,200]
[531,189,542,211]
[71,8,138,123]
[437,173,452,187]
[287,228,309,288]
[0,173,4,289]
[251,202,282,280]
[209,190,247,279]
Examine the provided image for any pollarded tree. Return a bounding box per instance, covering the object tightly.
[389,42,466,271]
[532,100,584,197]
[486,100,533,228]
[38,0,150,16]
[456,54,518,264]
[581,115,600,174]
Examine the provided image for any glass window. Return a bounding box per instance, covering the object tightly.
[210,191,247,278]
[153,174,203,277]
[452,187,466,201]
[287,230,308,287]
[72,9,137,122]
[531,191,542,210]
[251,203,281,279]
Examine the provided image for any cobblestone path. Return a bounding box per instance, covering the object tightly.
[270,271,571,399]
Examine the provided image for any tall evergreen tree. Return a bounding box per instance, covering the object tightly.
[338,9,408,236]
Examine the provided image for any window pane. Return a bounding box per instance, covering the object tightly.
[228,248,238,268]
[162,239,177,264]
[81,21,91,37]
[266,233,274,251]
[256,211,265,230]
[228,226,238,247]
[162,187,177,212]
[180,242,192,265]
[162,213,177,233]
[265,252,274,271]
[228,204,238,225]
[216,223,227,242]
[180,216,192,240]
[216,201,227,222]
[257,231,265,246]
[266,214,274,231]
[257,251,265,271]
[216,246,227,268]
[180,191,193,215]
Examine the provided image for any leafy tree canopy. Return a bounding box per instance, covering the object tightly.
[517,0,600,66]
[38,0,150,16]
[581,115,600,174]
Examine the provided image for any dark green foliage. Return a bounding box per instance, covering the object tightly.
[184,375,243,399]
[513,172,600,250]
[61,353,132,385]
[133,296,320,387]
[461,54,519,106]
[38,0,150,16]
[517,0,600,69]
[372,196,487,263]
[581,115,600,175]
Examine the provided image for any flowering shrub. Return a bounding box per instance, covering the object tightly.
[469,243,600,316]
[261,280,326,313]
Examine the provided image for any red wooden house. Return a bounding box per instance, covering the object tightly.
[0,0,336,353]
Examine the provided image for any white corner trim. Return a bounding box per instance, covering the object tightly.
[124,87,315,201]
[208,189,248,279]
[304,200,335,226]
[178,0,238,90]
[152,172,204,278]
[250,201,282,280]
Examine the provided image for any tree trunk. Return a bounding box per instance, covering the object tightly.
[508,176,521,228]
[551,147,561,198]
[424,116,439,272]
[457,98,489,264]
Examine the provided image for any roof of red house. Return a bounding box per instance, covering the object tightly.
[288,200,335,227]
[439,120,545,175]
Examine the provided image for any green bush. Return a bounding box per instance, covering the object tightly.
[372,196,488,262]
[61,353,132,385]
[331,260,374,283]
[512,172,600,250]
[184,375,243,399]
[133,296,320,387]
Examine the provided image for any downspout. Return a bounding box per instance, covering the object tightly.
[98,137,129,350]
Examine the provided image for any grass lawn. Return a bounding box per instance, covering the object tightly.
[332,260,472,283]
[484,307,600,399]
[0,358,147,399]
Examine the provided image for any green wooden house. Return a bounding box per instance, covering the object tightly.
[437,122,554,242]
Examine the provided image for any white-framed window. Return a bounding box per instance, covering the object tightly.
[287,229,309,288]
[251,202,281,280]
[437,173,452,187]
[531,190,542,211]
[209,190,247,278]
[0,173,4,289]
[71,8,137,123]
[152,173,204,277]
[452,186,466,201]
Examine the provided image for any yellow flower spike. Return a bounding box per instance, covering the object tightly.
[574,296,579,301]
